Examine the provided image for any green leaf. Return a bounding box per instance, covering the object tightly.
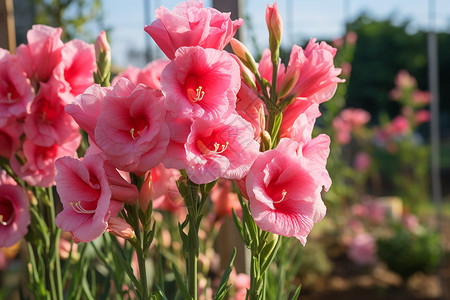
[111,237,142,292]
[154,283,169,300]
[260,235,282,274]
[171,262,192,300]
[290,284,302,300]
[214,248,237,300]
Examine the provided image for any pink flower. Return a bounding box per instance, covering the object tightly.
[10,138,80,187]
[414,109,430,125]
[394,70,416,89]
[340,108,371,127]
[387,115,410,136]
[345,31,358,45]
[230,272,250,300]
[107,217,135,240]
[0,49,34,126]
[94,78,169,175]
[402,213,419,232]
[266,2,283,42]
[286,39,344,103]
[25,25,64,82]
[348,233,377,266]
[353,152,371,172]
[280,100,321,145]
[150,164,183,212]
[0,170,30,247]
[332,116,351,144]
[112,59,170,90]
[55,154,134,243]
[144,0,243,59]
[236,82,265,141]
[54,39,96,97]
[161,46,240,122]
[258,48,285,91]
[412,90,431,105]
[210,179,241,218]
[184,114,259,184]
[65,84,112,143]
[246,138,329,245]
[95,31,111,62]
[23,78,80,147]
[0,118,23,159]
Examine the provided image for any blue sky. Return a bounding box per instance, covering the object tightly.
[101,0,450,68]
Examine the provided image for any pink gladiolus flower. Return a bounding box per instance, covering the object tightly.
[65,84,112,143]
[258,48,285,91]
[353,152,371,172]
[0,170,30,247]
[280,100,321,145]
[412,90,431,105]
[345,31,358,45]
[348,233,377,266]
[415,109,430,125]
[246,138,329,245]
[236,82,265,141]
[25,25,64,82]
[340,108,371,127]
[184,114,259,184]
[144,0,243,60]
[150,164,183,212]
[161,46,240,122]
[23,78,80,147]
[332,116,352,145]
[112,59,170,90]
[387,115,410,136]
[266,2,283,44]
[394,69,416,89]
[0,49,34,126]
[55,154,133,243]
[107,217,135,240]
[10,138,80,187]
[94,78,169,175]
[0,118,23,159]
[54,39,96,97]
[403,213,419,232]
[210,179,241,218]
[286,39,344,103]
[230,272,250,300]
[95,30,111,62]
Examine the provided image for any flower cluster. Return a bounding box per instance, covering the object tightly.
[52,0,342,245]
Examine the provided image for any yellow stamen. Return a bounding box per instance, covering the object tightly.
[272,189,287,204]
[192,86,205,102]
[69,201,96,214]
[0,215,7,226]
[130,128,137,140]
[213,141,229,154]
[197,140,229,155]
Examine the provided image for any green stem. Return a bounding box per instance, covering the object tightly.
[136,245,148,299]
[188,220,198,299]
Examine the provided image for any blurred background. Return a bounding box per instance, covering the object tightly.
[1,0,450,299]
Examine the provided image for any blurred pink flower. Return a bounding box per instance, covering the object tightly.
[111,59,170,90]
[94,78,169,175]
[161,46,240,122]
[345,31,358,45]
[144,0,243,59]
[353,152,371,172]
[55,154,130,243]
[394,69,416,90]
[351,200,386,224]
[0,49,34,126]
[414,109,430,125]
[246,138,329,245]
[402,213,419,232]
[0,170,30,247]
[387,115,410,136]
[150,164,184,213]
[210,179,241,218]
[348,233,377,266]
[230,272,250,300]
[332,116,352,145]
[340,108,371,127]
[412,90,431,105]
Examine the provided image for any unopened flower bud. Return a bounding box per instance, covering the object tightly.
[139,173,153,213]
[266,2,283,46]
[230,38,258,74]
[107,217,135,240]
[95,31,111,62]
[230,54,257,90]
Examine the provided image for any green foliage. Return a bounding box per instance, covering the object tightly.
[377,225,440,279]
[32,0,102,41]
